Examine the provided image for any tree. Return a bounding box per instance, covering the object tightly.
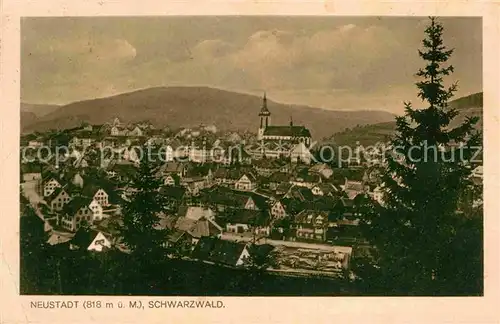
[358,17,482,295]
[121,154,168,256]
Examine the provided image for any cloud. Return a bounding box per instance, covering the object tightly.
[21,17,482,114]
[218,24,405,91]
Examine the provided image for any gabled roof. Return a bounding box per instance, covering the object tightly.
[159,162,185,174]
[294,209,330,224]
[71,228,100,249]
[81,180,113,198]
[224,209,270,226]
[286,186,314,202]
[268,171,292,183]
[21,162,43,174]
[62,196,93,216]
[263,125,311,138]
[47,186,67,203]
[313,183,338,195]
[177,206,214,220]
[344,179,364,191]
[160,186,186,200]
[192,237,248,267]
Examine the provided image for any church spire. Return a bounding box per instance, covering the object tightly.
[259,92,270,116]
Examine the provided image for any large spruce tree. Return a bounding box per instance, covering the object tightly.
[358,17,482,295]
[122,153,167,255]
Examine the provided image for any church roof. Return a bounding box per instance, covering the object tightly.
[263,125,311,138]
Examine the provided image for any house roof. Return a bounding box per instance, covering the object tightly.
[62,196,93,216]
[253,158,283,170]
[344,180,365,192]
[263,125,311,138]
[160,186,186,200]
[160,162,185,174]
[71,228,100,249]
[21,162,43,174]
[286,186,314,201]
[192,237,248,266]
[47,186,67,203]
[268,172,292,183]
[81,180,113,198]
[314,183,338,195]
[225,209,270,226]
[177,206,214,220]
[294,209,330,224]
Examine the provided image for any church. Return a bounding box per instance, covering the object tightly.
[257,93,312,146]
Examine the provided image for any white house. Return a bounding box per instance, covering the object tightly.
[93,189,109,207]
[234,174,257,191]
[290,142,313,165]
[87,231,113,252]
[311,183,338,197]
[43,178,61,197]
[128,126,144,137]
[48,188,72,212]
[89,199,104,221]
[270,200,288,219]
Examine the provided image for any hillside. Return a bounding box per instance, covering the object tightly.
[20,87,395,138]
[326,92,483,147]
[21,103,61,117]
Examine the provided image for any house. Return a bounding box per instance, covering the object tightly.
[275,182,293,196]
[290,142,313,165]
[21,163,43,183]
[60,197,96,232]
[62,171,85,188]
[28,140,44,148]
[82,183,110,207]
[160,186,186,211]
[213,167,247,186]
[234,173,257,191]
[107,162,138,183]
[223,209,271,235]
[180,176,207,196]
[177,206,216,221]
[290,172,322,189]
[70,228,113,252]
[46,230,75,246]
[157,214,223,249]
[43,178,62,197]
[163,174,180,186]
[267,172,292,191]
[128,126,144,137]
[284,185,314,202]
[292,210,330,242]
[371,185,385,206]
[341,178,369,200]
[192,237,251,267]
[47,187,72,211]
[158,162,187,179]
[309,163,334,180]
[270,200,291,219]
[311,183,339,197]
[253,158,283,176]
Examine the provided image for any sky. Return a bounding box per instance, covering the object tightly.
[21,16,482,114]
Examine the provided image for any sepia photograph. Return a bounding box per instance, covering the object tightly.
[18,15,484,297]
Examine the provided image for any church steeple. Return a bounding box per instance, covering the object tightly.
[259,92,271,128]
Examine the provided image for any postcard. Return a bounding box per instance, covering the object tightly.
[1,1,499,323]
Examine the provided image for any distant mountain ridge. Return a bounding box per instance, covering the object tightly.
[325,92,483,146]
[20,86,395,139]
